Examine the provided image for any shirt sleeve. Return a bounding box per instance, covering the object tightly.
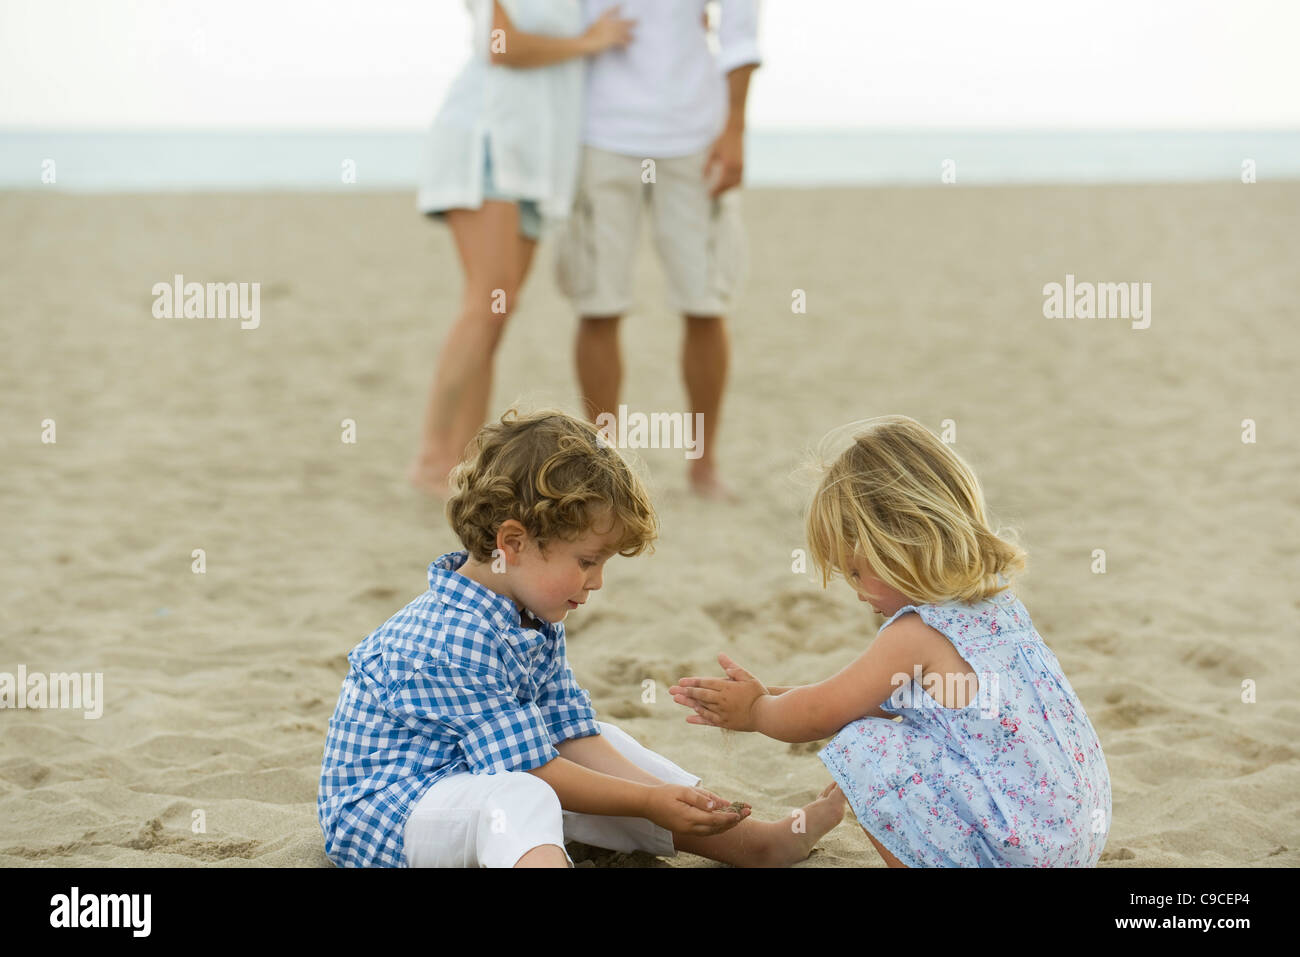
[535,656,601,746]
[389,661,560,776]
[717,0,762,74]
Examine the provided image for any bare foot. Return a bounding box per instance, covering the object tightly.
[758,782,848,867]
[407,456,456,499]
[688,461,738,502]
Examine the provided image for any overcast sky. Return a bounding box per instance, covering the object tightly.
[2,0,1297,130]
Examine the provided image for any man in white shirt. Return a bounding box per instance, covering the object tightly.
[556,0,760,500]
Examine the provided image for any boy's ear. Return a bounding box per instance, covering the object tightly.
[496,520,528,560]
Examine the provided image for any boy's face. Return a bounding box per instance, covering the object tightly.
[509,520,626,625]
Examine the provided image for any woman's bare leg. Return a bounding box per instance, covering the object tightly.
[409,202,535,495]
[444,231,536,470]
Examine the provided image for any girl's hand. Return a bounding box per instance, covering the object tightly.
[582,7,635,54]
[670,653,770,732]
[642,784,750,835]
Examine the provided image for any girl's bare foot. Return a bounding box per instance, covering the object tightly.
[756,781,847,866]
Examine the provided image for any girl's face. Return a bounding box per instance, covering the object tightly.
[844,553,911,618]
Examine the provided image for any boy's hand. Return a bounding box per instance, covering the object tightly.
[642,784,750,835]
[670,653,769,732]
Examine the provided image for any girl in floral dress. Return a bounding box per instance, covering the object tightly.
[670,414,1112,867]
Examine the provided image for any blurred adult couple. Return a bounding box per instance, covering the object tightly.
[410,0,760,501]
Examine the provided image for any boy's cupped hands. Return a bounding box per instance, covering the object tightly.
[644,784,751,835]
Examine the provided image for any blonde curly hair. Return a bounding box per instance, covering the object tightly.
[447,408,658,562]
[804,415,1027,604]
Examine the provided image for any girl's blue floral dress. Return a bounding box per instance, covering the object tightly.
[819,591,1112,867]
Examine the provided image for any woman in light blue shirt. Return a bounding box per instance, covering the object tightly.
[409,1,633,494]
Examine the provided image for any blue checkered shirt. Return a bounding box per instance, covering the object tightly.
[318,549,602,867]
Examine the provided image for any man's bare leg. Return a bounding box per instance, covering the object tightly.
[682,313,733,500]
[576,314,623,421]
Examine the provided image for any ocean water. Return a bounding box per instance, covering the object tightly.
[2,129,1297,191]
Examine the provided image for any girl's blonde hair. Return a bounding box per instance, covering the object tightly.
[804,415,1026,604]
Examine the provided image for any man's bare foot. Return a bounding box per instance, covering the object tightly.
[756,782,847,866]
[407,456,456,499]
[688,461,738,502]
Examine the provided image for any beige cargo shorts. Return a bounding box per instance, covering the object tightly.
[555,145,748,317]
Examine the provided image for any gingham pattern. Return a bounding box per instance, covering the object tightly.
[318,550,601,867]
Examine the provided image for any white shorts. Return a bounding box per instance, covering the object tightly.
[402,721,701,868]
[555,145,749,318]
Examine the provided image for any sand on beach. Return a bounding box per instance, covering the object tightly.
[2,182,1298,867]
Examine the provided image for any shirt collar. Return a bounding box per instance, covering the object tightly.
[427,550,562,642]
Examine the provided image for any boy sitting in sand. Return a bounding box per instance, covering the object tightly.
[318,409,845,867]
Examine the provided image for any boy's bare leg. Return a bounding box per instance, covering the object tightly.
[672,782,845,867]
[555,734,845,867]
[682,313,733,500]
[575,314,623,420]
